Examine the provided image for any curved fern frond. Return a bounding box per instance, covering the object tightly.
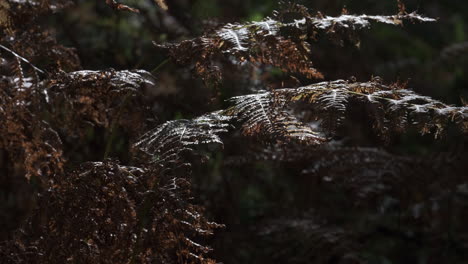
[138,79,466,155]
[283,80,468,137]
[226,92,326,144]
[134,111,232,164]
[310,12,436,31]
[222,79,467,144]
[158,3,434,82]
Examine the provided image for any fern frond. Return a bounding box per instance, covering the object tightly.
[0,75,64,182]
[134,111,232,164]
[138,78,466,153]
[222,79,466,143]
[227,92,326,144]
[0,161,220,263]
[217,24,250,52]
[229,137,466,210]
[0,0,81,72]
[45,69,155,136]
[310,12,436,31]
[300,146,411,205]
[158,3,434,82]
[283,80,468,137]
[258,213,364,264]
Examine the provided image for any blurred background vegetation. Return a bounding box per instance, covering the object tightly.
[42,0,468,263]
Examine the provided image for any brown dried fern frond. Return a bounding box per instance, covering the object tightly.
[0,161,219,264]
[0,70,64,182]
[157,3,434,83]
[137,78,466,150]
[284,80,468,137]
[226,92,326,144]
[227,80,467,141]
[0,0,80,72]
[1,0,73,31]
[44,69,156,137]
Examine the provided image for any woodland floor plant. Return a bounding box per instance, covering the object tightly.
[0,0,467,263]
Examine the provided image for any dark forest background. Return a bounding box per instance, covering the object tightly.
[2,0,468,263]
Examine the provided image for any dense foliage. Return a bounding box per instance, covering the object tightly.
[0,0,467,263]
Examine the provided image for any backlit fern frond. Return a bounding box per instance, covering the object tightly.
[222,79,467,144]
[281,80,467,138]
[1,1,465,263]
[0,71,64,182]
[226,92,326,144]
[138,78,466,151]
[158,3,434,82]
[134,111,232,164]
[310,12,435,31]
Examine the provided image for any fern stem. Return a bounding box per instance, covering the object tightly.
[151,58,170,74]
[0,44,45,75]
[103,92,132,159]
